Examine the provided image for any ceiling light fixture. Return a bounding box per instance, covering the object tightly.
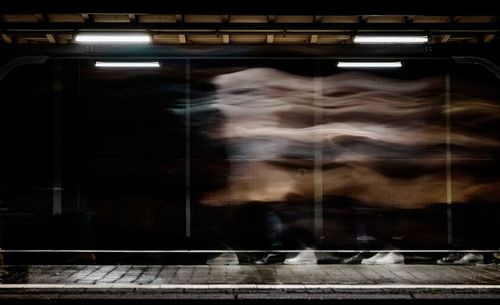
[75,34,151,44]
[337,61,403,68]
[95,61,160,68]
[353,36,428,44]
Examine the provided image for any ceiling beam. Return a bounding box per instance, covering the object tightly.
[406,15,416,23]
[81,13,94,23]
[1,33,13,44]
[35,14,45,22]
[46,33,56,43]
[0,1,497,15]
[440,35,451,43]
[1,22,498,34]
[484,34,495,43]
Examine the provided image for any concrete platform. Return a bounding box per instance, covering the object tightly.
[1,264,500,302]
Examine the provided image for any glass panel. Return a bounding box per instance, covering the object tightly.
[0,56,499,265]
[78,60,187,250]
[0,62,53,251]
[190,60,316,262]
[450,63,500,253]
[320,60,449,253]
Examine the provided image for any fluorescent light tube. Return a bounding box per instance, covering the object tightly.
[354,36,428,44]
[75,34,151,43]
[95,61,160,68]
[337,61,402,68]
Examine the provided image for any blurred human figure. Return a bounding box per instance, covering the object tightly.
[342,204,376,264]
[437,252,485,265]
[361,251,404,265]
[204,203,286,265]
[436,204,499,265]
[253,206,285,265]
[284,247,317,265]
[280,225,318,265]
[206,251,240,265]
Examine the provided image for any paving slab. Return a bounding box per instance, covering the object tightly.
[1,264,500,301]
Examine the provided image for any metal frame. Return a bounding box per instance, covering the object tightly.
[0,55,48,81]
[1,44,500,59]
[453,56,500,80]
[2,22,499,35]
[1,48,499,254]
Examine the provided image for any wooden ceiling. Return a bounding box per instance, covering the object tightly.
[0,14,498,45]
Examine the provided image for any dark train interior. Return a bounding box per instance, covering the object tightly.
[2,54,500,265]
[0,1,500,303]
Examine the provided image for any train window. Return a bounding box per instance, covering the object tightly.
[0,57,499,265]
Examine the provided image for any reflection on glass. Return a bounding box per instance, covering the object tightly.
[0,59,500,265]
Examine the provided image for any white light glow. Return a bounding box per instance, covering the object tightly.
[95,61,160,68]
[337,61,402,68]
[354,36,428,44]
[75,34,151,43]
